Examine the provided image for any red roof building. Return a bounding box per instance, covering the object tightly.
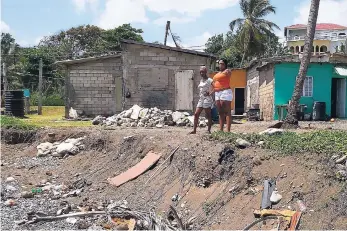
[285,23,347,36]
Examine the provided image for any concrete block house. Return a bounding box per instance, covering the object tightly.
[56,40,217,116]
[245,55,347,121]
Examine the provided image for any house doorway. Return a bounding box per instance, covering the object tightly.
[234,88,245,115]
[331,78,346,118]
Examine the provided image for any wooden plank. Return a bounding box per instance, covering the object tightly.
[108,151,161,187]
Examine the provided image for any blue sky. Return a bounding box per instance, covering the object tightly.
[1,0,347,49]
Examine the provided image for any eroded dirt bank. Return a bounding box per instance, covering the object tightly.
[1,127,346,230]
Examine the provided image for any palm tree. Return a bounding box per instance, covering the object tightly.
[229,0,280,67]
[283,0,320,128]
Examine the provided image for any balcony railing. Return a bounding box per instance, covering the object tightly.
[287,35,346,41]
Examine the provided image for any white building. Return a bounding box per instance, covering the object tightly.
[284,23,347,54]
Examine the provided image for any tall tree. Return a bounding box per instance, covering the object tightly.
[229,0,280,67]
[205,34,224,55]
[39,24,144,60]
[283,0,320,128]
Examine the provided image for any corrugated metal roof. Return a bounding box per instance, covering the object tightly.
[121,39,218,58]
[55,54,122,65]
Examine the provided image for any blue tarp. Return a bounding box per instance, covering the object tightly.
[23,89,30,97]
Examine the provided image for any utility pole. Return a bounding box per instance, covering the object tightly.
[38,58,43,115]
[2,62,8,91]
[164,21,170,46]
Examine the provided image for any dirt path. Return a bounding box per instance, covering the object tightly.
[1,127,346,230]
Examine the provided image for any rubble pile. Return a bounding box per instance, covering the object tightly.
[333,154,347,181]
[37,137,85,158]
[92,105,207,128]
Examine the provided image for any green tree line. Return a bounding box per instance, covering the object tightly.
[1,24,144,105]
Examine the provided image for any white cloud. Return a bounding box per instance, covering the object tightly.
[97,0,238,29]
[153,16,195,26]
[1,20,11,33]
[72,0,99,13]
[143,0,238,16]
[294,0,347,26]
[275,29,285,43]
[97,0,148,29]
[18,40,30,47]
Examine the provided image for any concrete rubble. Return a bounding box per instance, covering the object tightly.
[37,137,86,157]
[92,105,207,128]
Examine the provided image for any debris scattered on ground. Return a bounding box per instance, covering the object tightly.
[21,191,34,199]
[270,189,282,204]
[92,105,207,128]
[236,138,251,148]
[259,128,284,135]
[108,151,161,186]
[4,199,16,207]
[36,137,85,157]
[5,177,16,183]
[335,155,347,164]
[296,200,307,212]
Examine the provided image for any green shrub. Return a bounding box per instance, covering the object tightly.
[30,92,64,106]
[0,115,38,130]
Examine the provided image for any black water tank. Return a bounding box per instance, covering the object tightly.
[312,101,326,121]
[4,90,25,117]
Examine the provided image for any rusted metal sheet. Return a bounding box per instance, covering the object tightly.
[175,70,194,110]
[108,151,161,187]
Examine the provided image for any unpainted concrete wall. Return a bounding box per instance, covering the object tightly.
[67,57,123,116]
[122,43,214,111]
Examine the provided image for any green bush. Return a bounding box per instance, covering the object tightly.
[211,130,347,156]
[30,92,64,106]
[0,115,38,130]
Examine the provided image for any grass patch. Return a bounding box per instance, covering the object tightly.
[211,130,347,156]
[26,106,91,127]
[0,115,38,130]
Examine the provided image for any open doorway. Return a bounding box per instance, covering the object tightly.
[234,88,245,115]
[331,78,346,118]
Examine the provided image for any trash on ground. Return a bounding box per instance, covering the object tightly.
[259,128,284,135]
[270,189,282,204]
[108,151,161,187]
[36,137,85,157]
[261,180,275,209]
[296,200,307,212]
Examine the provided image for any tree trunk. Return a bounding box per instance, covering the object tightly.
[240,41,249,68]
[283,0,320,128]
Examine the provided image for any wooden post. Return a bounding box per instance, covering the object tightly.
[164,21,170,46]
[64,66,69,118]
[38,58,43,115]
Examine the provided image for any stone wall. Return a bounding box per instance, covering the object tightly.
[122,43,215,111]
[67,57,123,116]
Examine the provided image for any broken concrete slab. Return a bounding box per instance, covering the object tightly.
[130,105,142,120]
[236,138,251,148]
[139,108,149,118]
[259,128,284,136]
[108,151,161,187]
[172,111,184,122]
